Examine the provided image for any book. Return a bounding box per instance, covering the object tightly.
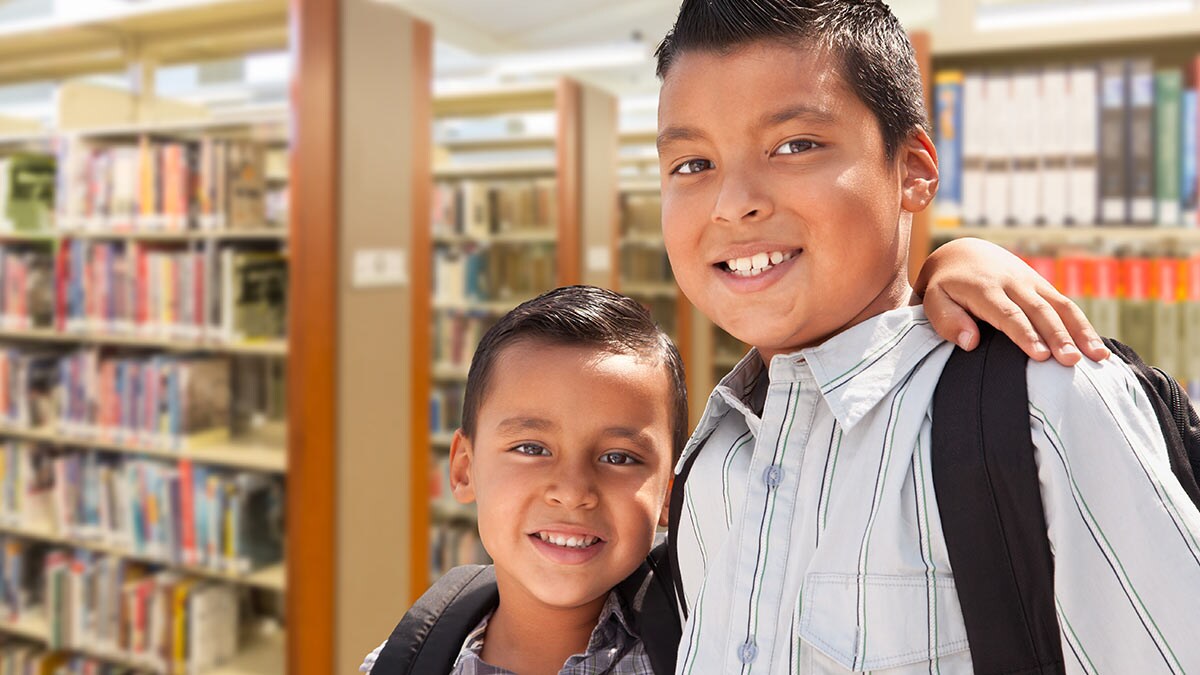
[1128,59,1157,225]
[1184,88,1198,226]
[1011,69,1042,225]
[1119,256,1154,358]
[983,71,1013,226]
[1155,69,1184,226]
[1068,64,1100,226]
[1041,66,1071,226]
[1099,59,1131,225]
[228,250,287,342]
[934,70,964,227]
[3,154,55,233]
[962,72,988,226]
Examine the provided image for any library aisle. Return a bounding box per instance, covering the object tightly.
[0,0,1197,673]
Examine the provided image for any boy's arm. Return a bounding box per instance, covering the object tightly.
[1026,358,1200,670]
[914,237,1110,366]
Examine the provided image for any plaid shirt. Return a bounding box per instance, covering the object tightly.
[360,590,653,675]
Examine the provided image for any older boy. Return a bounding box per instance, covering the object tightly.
[658,1,1200,673]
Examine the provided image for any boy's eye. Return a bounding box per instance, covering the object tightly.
[511,443,550,457]
[773,139,818,156]
[599,451,641,466]
[672,159,714,175]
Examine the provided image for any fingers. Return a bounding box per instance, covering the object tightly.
[922,285,979,351]
[952,286,1054,361]
[1043,292,1111,362]
[1005,285,1081,365]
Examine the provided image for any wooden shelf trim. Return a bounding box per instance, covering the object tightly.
[0,328,287,357]
[0,423,287,473]
[433,230,557,245]
[0,611,285,674]
[0,0,289,86]
[433,84,559,118]
[0,228,288,242]
[0,521,286,591]
[932,225,1200,245]
[433,161,557,179]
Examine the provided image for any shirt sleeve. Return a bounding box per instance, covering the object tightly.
[1027,357,1200,672]
[359,639,387,673]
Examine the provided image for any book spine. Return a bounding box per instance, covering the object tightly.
[1129,59,1156,224]
[935,70,965,227]
[1100,59,1131,224]
[1155,69,1183,226]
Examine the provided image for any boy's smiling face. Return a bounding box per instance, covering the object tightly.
[449,340,674,613]
[657,41,937,362]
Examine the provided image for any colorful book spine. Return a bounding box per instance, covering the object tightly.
[934,70,964,227]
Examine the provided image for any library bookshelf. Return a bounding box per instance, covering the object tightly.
[0,0,371,674]
[923,1,1200,396]
[418,78,619,590]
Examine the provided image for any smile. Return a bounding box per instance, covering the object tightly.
[718,249,801,277]
[532,531,603,549]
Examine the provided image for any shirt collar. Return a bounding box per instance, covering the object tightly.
[685,306,943,453]
[802,305,943,430]
[454,591,636,673]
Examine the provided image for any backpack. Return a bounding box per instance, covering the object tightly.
[930,324,1200,675]
[370,542,681,675]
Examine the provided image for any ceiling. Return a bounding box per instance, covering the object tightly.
[383,0,938,98]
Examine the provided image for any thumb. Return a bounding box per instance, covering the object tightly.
[922,286,978,351]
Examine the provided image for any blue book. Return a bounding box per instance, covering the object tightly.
[934,70,964,227]
[1183,89,1198,227]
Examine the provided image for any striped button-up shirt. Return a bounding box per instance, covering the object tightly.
[361,590,653,675]
[674,305,1200,674]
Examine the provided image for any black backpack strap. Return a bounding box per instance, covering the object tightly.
[1102,337,1200,507]
[667,437,707,620]
[615,542,681,675]
[371,565,499,674]
[931,324,1065,675]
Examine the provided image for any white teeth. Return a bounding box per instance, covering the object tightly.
[724,250,797,275]
[536,532,598,549]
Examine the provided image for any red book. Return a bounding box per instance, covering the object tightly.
[1122,257,1152,301]
[179,459,196,566]
[1027,255,1057,288]
[1152,257,1180,304]
[1059,256,1088,298]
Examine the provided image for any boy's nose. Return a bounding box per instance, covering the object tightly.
[544,471,599,509]
[710,166,773,225]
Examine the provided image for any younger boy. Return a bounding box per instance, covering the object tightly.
[657,1,1200,672]
[365,285,686,674]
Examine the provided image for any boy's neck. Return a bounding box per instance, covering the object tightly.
[480,581,609,675]
[758,280,916,366]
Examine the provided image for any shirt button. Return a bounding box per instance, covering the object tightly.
[763,465,784,488]
[738,640,758,664]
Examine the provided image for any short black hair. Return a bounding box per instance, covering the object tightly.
[655,0,926,160]
[461,285,689,462]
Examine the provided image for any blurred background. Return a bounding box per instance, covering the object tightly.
[0,0,1196,672]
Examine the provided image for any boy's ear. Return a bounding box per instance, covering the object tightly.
[448,429,477,504]
[899,126,939,214]
[658,477,673,528]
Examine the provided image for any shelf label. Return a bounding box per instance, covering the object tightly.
[353,248,408,288]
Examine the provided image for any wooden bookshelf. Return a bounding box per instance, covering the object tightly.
[418,79,619,596]
[0,423,286,473]
[0,0,288,86]
[0,2,316,674]
[0,328,288,357]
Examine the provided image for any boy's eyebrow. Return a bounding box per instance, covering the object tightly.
[604,427,660,453]
[761,104,837,128]
[656,125,707,153]
[496,417,559,434]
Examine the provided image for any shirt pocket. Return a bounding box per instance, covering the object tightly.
[796,573,970,672]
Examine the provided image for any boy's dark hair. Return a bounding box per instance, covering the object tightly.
[461,285,689,461]
[655,0,926,161]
